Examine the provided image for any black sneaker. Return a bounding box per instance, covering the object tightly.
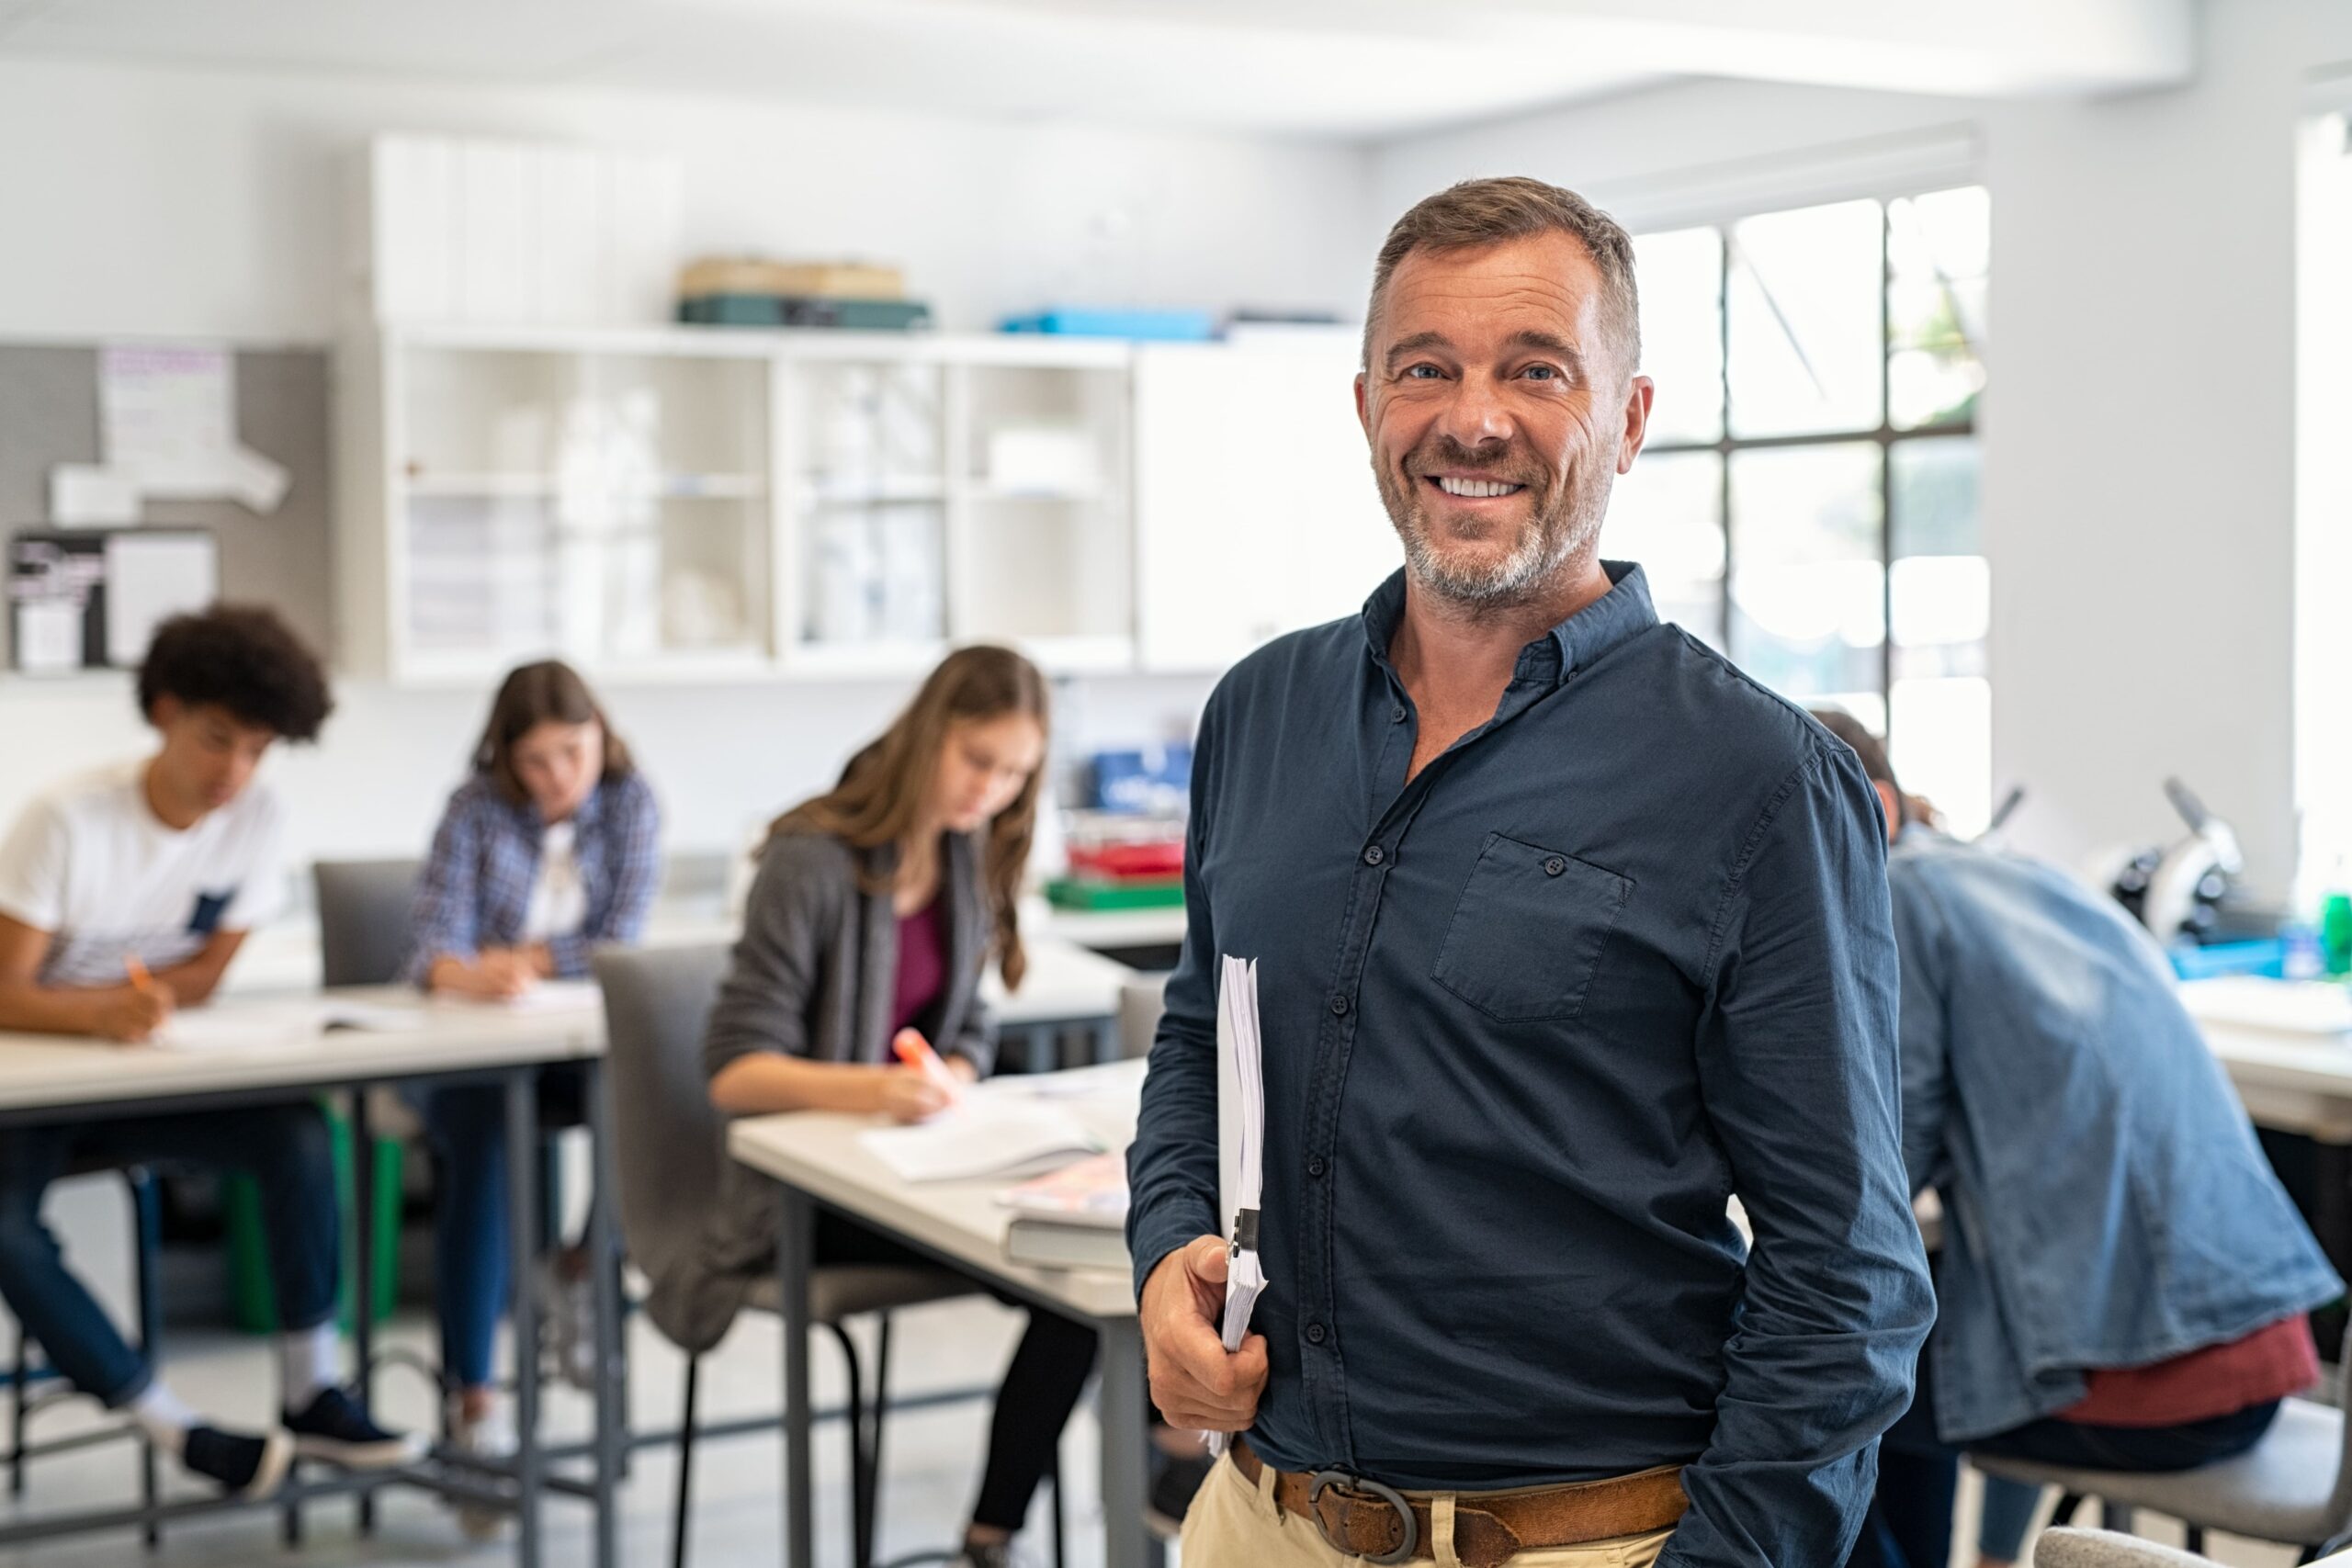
[181,1425,293,1498]
[283,1387,426,1470]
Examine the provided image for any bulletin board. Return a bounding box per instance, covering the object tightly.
[0,342,334,675]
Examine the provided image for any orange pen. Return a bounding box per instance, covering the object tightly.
[891,1028,963,1101]
[124,955,157,995]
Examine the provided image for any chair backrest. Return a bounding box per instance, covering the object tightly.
[592,942,733,1283]
[312,859,423,987]
[1118,972,1168,1059]
[2030,1528,2212,1566]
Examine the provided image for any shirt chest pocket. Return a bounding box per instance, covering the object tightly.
[1430,834,1634,1022]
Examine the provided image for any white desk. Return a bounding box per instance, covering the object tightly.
[2181,979,2352,1141]
[729,1059,1155,1568]
[0,987,601,1115]
[0,986,619,1568]
[1035,905,1188,958]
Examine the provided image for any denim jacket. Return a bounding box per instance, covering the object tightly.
[1890,828,2339,1443]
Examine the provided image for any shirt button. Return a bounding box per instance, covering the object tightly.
[1329,995,1350,1017]
[1392,705,1408,723]
[1362,845,1385,866]
[1306,1322,1329,1345]
[1307,1156,1327,1178]
[1544,857,1566,877]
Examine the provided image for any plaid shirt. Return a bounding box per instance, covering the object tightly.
[403,769,662,984]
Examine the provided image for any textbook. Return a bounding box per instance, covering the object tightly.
[1000,1152,1130,1269]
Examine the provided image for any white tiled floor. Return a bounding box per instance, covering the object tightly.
[0,1303,2316,1567]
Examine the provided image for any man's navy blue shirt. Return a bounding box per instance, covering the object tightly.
[1127,563,1934,1567]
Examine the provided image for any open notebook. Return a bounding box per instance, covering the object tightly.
[861,1098,1105,1183]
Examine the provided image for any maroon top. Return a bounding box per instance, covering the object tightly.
[2059,1315,2320,1427]
[891,894,950,1037]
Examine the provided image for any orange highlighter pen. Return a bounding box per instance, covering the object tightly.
[891,1028,963,1102]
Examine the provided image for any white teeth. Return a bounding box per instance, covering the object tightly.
[1436,476,1521,499]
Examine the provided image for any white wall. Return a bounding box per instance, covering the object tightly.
[0,57,1381,863]
[1374,0,2352,899]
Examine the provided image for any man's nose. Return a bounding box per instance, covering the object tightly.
[1434,372,1515,452]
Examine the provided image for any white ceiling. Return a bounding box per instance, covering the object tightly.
[0,0,1664,140]
[0,0,2195,141]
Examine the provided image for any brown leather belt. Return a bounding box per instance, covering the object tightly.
[1230,1438,1686,1568]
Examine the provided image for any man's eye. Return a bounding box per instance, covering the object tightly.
[1523,365,1560,381]
[1404,364,1442,379]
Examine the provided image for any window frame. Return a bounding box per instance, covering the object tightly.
[1636,190,1984,751]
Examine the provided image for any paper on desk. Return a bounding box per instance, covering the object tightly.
[153,998,428,1053]
[447,978,603,1014]
[860,1100,1105,1184]
[1209,954,1267,1458]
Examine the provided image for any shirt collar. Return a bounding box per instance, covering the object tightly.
[1360,559,1659,686]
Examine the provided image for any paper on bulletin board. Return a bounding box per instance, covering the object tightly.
[104,534,217,667]
[98,344,290,514]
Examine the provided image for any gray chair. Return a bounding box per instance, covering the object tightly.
[312,858,422,987]
[1978,1393,2352,1561]
[1117,973,1167,1060]
[2030,1527,2215,1565]
[594,943,975,1568]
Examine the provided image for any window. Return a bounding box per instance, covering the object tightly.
[1613,186,1991,831]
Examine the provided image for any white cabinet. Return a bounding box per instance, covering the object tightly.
[337,324,777,684]
[775,334,1131,674]
[338,325,1136,684]
[1132,335,1396,673]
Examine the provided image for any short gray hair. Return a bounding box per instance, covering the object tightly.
[1364,175,1641,374]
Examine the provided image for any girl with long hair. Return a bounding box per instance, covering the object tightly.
[700,644,1090,1568]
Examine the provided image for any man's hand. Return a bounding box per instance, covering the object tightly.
[1142,1235,1267,1432]
[94,980,175,1043]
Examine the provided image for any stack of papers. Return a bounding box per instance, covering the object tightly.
[1211,954,1267,1457]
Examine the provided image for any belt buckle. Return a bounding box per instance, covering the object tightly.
[1308,1469,1418,1566]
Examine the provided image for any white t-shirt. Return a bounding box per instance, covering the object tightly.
[0,759,288,987]
[521,820,587,943]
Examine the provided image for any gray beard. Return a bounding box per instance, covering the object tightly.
[1385,464,1615,612]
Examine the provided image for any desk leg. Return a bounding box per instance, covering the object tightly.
[1096,1317,1161,1568]
[351,1088,379,1538]
[505,1070,543,1568]
[777,1185,816,1568]
[585,1062,623,1568]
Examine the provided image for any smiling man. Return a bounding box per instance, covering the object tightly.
[1126,177,1935,1567]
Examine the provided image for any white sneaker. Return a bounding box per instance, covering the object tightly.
[446,1398,514,1542]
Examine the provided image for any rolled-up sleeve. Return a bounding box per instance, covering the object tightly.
[1659,745,1936,1568]
[1125,694,1225,1302]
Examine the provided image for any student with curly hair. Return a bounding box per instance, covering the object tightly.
[0,605,419,1499]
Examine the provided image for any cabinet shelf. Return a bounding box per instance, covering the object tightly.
[402,472,769,501]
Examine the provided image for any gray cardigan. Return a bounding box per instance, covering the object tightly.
[645,826,999,1352]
